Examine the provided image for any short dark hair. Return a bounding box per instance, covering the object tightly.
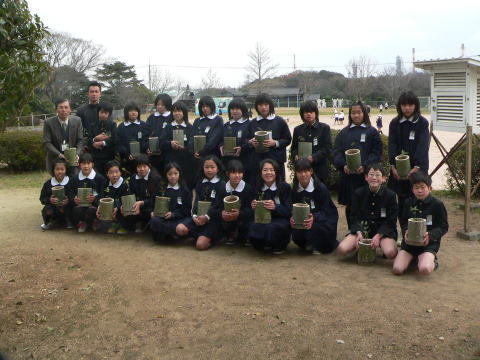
[348,101,371,126]
[55,99,70,108]
[226,159,244,173]
[198,96,216,117]
[105,160,121,173]
[257,158,280,190]
[299,100,319,121]
[199,155,225,180]
[254,93,275,116]
[172,101,189,123]
[164,162,185,187]
[294,158,313,173]
[79,152,94,164]
[227,98,249,119]
[88,81,102,92]
[97,102,113,116]
[154,93,173,110]
[135,154,150,167]
[365,163,386,176]
[124,102,141,121]
[410,171,432,187]
[52,158,68,173]
[396,91,421,118]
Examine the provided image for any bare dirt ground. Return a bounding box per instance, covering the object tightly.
[1,187,480,360]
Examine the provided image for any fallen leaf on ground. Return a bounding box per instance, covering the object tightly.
[336,340,345,344]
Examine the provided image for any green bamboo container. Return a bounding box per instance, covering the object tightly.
[173,129,185,146]
[395,154,411,180]
[98,197,114,221]
[77,188,93,207]
[298,142,312,158]
[194,135,206,153]
[197,200,211,216]
[129,141,141,157]
[255,130,270,153]
[292,203,310,229]
[224,195,240,212]
[254,200,271,224]
[154,196,170,217]
[358,239,376,264]
[121,194,137,216]
[223,137,237,156]
[345,149,361,172]
[407,218,427,246]
[149,137,159,152]
[51,185,65,205]
[64,147,77,166]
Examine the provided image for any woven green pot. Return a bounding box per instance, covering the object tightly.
[64,148,77,166]
[345,149,361,172]
[254,201,271,224]
[255,131,270,153]
[224,195,240,212]
[149,137,159,152]
[298,142,312,158]
[121,194,137,216]
[194,135,206,153]
[197,200,211,216]
[154,196,170,217]
[407,218,426,246]
[98,197,114,221]
[223,137,237,156]
[292,203,310,229]
[129,141,141,157]
[173,129,185,146]
[77,188,93,207]
[358,239,376,264]
[395,154,411,180]
[52,185,65,205]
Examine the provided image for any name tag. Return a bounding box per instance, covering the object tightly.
[268,131,273,139]
[184,135,187,141]
[137,132,142,139]
[360,133,366,142]
[274,195,280,205]
[177,197,182,205]
[61,143,68,152]
[313,137,318,146]
[237,130,242,138]
[310,199,316,210]
[93,191,98,197]
[205,126,210,133]
[380,208,386,218]
[163,122,167,128]
[210,189,216,198]
[426,214,433,225]
[409,131,415,140]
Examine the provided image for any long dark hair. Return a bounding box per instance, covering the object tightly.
[198,155,225,181]
[396,91,421,119]
[164,161,186,188]
[227,98,249,119]
[255,93,275,116]
[256,158,279,191]
[347,101,371,126]
[198,96,216,117]
[154,93,173,110]
[124,102,141,121]
[291,158,316,192]
[172,101,189,124]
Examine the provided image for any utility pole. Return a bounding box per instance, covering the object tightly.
[412,48,416,72]
[148,58,152,91]
[293,54,296,70]
[461,43,465,57]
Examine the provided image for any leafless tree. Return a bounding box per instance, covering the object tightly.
[246,43,278,91]
[345,56,377,100]
[149,67,176,94]
[200,68,222,92]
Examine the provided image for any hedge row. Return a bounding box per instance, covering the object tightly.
[0,130,45,171]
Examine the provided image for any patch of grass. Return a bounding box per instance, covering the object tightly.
[0,169,49,189]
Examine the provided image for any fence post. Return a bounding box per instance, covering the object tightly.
[31,113,34,129]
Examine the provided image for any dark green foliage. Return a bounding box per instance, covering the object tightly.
[0,131,45,171]
[445,137,480,197]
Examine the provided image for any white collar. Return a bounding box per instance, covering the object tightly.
[173,121,187,128]
[58,116,69,126]
[201,114,218,120]
[262,182,277,191]
[135,169,150,181]
[229,117,247,124]
[124,119,141,126]
[79,169,96,180]
[226,180,245,193]
[349,123,367,128]
[154,111,160,116]
[399,115,417,124]
[162,111,171,117]
[51,176,69,186]
[109,177,124,188]
[297,178,314,193]
[202,175,220,184]
[256,114,275,121]
[167,183,180,190]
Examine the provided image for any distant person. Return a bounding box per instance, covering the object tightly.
[339,109,345,125]
[43,99,84,176]
[76,81,102,140]
[192,96,224,159]
[333,108,339,125]
[379,103,383,111]
[385,102,389,110]
[376,113,383,134]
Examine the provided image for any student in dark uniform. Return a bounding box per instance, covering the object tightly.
[150,162,192,243]
[290,158,338,254]
[192,96,223,159]
[71,153,106,233]
[96,160,130,234]
[116,102,150,176]
[117,155,161,233]
[249,159,292,255]
[146,93,173,174]
[176,155,226,250]
[247,93,292,182]
[337,163,398,260]
[291,100,332,183]
[333,101,383,226]
[393,172,448,275]
[219,98,251,181]
[76,81,102,141]
[206,159,255,246]
[388,91,430,217]
[86,102,117,177]
[40,159,74,230]
[160,101,196,189]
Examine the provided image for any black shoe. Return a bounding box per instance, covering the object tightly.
[434,257,439,271]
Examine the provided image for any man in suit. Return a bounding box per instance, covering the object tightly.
[43,99,84,175]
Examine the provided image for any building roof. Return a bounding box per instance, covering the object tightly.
[414,56,480,70]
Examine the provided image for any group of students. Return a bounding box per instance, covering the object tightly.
[39,89,449,276]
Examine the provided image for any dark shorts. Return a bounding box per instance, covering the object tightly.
[401,241,439,257]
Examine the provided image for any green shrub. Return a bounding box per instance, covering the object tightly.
[0,130,45,171]
[445,137,480,197]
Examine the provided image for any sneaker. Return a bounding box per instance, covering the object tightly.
[108,223,119,234]
[434,257,439,271]
[40,223,49,231]
[135,222,144,234]
[225,233,236,245]
[116,227,128,235]
[312,250,322,256]
[92,219,102,232]
[272,249,285,255]
[65,220,74,230]
[78,222,87,233]
[243,238,252,247]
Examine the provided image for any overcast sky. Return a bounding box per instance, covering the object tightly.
[28,0,480,89]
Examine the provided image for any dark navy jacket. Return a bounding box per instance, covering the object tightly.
[71,170,106,207]
[221,118,251,165]
[146,111,173,138]
[153,184,192,220]
[160,122,195,158]
[209,180,255,223]
[86,119,117,161]
[193,177,226,216]
[116,120,150,159]
[127,170,161,211]
[256,182,292,220]
[40,176,75,205]
[76,103,99,138]
[192,114,223,158]
[101,177,130,208]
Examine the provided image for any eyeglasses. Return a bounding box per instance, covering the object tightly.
[367,173,383,178]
